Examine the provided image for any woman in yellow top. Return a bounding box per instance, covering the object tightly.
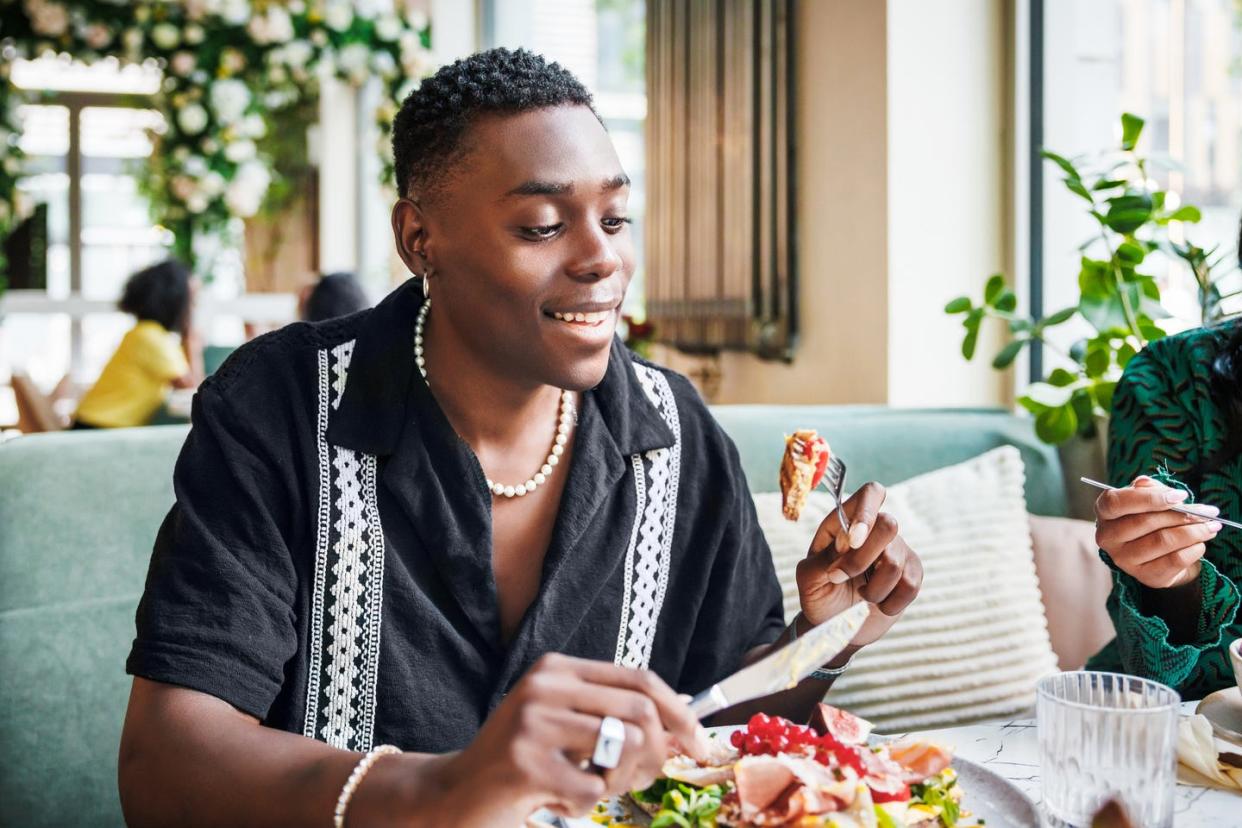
[74,259,204,428]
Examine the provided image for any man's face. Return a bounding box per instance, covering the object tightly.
[395,105,635,392]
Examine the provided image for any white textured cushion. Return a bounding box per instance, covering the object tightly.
[754,445,1059,733]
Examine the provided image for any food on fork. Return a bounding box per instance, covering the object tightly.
[780,430,832,522]
[630,704,968,827]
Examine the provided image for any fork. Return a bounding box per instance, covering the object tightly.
[792,436,851,534]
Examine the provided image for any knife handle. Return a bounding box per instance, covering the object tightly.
[689,685,728,720]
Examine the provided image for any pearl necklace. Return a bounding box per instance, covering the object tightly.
[414,297,575,498]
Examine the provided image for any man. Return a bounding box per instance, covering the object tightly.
[119,49,922,826]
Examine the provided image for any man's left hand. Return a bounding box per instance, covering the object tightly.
[795,482,923,649]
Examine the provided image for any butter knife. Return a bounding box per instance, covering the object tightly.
[688,602,870,719]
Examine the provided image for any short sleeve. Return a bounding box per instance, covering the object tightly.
[126,382,298,719]
[674,437,787,695]
[132,324,190,382]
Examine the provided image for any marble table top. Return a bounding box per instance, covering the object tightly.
[903,702,1240,826]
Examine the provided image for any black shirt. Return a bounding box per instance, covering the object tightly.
[127,279,785,753]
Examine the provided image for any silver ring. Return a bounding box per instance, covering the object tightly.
[591,716,626,770]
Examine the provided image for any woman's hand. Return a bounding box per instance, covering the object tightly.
[1095,476,1222,590]
[795,482,923,649]
[440,653,708,825]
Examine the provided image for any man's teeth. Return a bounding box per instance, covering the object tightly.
[552,310,611,323]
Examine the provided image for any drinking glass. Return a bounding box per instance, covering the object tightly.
[1037,671,1179,828]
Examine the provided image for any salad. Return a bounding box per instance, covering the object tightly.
[628,704,972,828]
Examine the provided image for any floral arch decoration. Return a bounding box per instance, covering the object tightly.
[0,0,435,270]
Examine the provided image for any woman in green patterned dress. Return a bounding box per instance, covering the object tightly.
[1088,219,1242,699]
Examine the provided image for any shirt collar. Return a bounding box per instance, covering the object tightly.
[327,279,676,458]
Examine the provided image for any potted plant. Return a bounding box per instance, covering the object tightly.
[946,113,1237,517]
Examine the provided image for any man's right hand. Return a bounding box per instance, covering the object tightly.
[1095,476,1223,590]
[441,653,708,824]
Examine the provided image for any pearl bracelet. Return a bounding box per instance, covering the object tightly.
[333,744,401,828]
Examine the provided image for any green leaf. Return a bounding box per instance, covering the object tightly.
[1040,306,1078,327]
[995,290,1018,312]
[1120,112,1144,151]
[1017,395,1049,415]
[992,339,1026,369]
[1117,341,1138,368]
[1091,178,1127,191]
[1165,205,1202,223]
[1048,368,1080,387]
[1115,241,1146,265]
[1079,293,1130,335]
[1139,319,1166,341]
[1035,405,1079,444]
[1078,258,1112,298]
[944,296,972,314]
[1093,380,1118,413]
[651,812,691,828]
[1025,381,1075,407]
[1041,149,1083,181]
[1071,388,1097,427]
[1104,193,1153,234]
[984,274,1006,305]
[1084,345,1110,378]
[962,326,980,361]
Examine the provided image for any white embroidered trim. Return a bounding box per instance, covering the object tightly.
[615,364,681,670]
[303,348,332,741]
[303,341,388,751]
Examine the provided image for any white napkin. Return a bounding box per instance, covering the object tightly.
[1176,714,1242,791]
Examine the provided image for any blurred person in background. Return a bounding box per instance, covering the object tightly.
[73,259,203,428]
[298,271,371,322]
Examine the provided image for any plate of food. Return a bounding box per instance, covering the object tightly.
[531,704,1037,827]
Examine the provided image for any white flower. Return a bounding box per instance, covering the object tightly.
[264,7,294,43]
[240,113,267,139]
[220,0,250,26]
[83,23,111,50]
[282,39,313,68]
[287,0,305,12]
[324,2,352,32]
[200,171,226,197]
[353,0,391,17]
[28,1,70,37]
[267,65,288,85]
[400,37,434,76]
[245,14,271,43]
[201,138,219,154]
[395,77,419,103]
[224,161,271,217]
[337,43,371,84]
[122,27,143,53]
[371,50,397,78]
[376,15,402,42]
[210,78,250,124]
[311,29,328,47]
[151,23,180,50]
[187,193,210,214]
[405,8,428,31]
[183,155,209,177]
[170,51,196,77]
[220,47,247,74]
[177,103,209,134]
[173,146,191,162]
[224,139,256,162]
[184,24,205,44]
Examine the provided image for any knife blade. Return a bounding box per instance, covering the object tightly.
[687,601,870,720]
